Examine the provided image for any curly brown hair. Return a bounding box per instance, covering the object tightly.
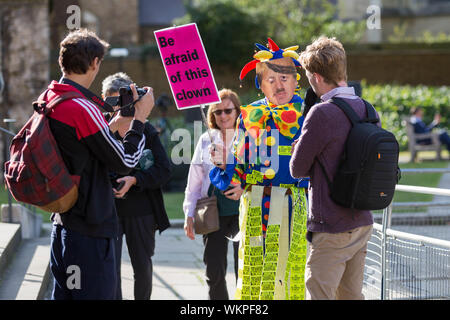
[59,28,110,75]
[299,36,347,85]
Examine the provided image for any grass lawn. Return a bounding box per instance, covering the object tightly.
[397,148,449,202]
[0,186,52,222]
[395,160,449,202]
[162,191,185,220]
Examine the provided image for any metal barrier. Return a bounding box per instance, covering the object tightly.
[363,180,450,300]
[1,119,16,222]
[374,168,450,241]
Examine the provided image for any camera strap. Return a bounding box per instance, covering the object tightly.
[59,77,114,112]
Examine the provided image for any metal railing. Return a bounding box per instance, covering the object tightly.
[363,177,450,300]
[1,119,16,222]
[373,168,450,242]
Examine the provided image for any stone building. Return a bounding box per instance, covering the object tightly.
[0,0,50,127]
[339,0,450,43]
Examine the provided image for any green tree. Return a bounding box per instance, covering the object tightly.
[174,1,268,65]
[388,22,450,44]
[184,0,365,49]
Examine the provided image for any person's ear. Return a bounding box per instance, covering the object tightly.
[314,72,324,84]
[90,57,101,71]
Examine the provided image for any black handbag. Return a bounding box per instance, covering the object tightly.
[194,185,220,235]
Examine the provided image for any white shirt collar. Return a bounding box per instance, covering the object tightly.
[321,86,357,102]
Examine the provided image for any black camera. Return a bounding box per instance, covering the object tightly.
[118,86,148,117]
[104,86,148,117]
[109,172,127,199]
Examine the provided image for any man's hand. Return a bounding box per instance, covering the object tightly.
[132,83,155,123]
[223,184,244,201]
[113,176,136,198]
[434,113,441,124]
[184,216,195,240]
[209,143,227,170]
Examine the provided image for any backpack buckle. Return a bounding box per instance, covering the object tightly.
[33,101,47,114]
[360,117,379,124]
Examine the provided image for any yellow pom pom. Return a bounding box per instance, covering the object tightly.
[264,168,276,180]
[283,45,299,52]
[283,50,299,60]
[265,136,276,146]
[296,73,301,81]
[254,50,273,61]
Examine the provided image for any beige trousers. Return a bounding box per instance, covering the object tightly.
[305,224,373,300]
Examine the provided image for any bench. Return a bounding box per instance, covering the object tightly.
[405,118,443,162]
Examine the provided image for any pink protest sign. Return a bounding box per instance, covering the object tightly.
[154,23,221,110]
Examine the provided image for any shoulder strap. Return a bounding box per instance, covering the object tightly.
[361,100,379,124]
[316,158,333,190]
[45,92,84,113]
[329,97,361,125]
[33,91,84,115]
[330,97,379,125]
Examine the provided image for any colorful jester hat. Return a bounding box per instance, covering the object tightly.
[239,38,301,88]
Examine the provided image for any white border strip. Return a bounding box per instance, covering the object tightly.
[396,184,450,197]
[373,222,450,249]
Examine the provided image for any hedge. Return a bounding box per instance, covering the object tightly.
[361,82,450,150]
[160,83,450,153]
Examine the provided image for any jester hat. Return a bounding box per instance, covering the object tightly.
[239,38,301,88]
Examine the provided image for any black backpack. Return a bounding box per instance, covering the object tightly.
[317,97,401,211]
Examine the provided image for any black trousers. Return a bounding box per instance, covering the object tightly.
[203,214,240,300]
[115,214,156,300]
[439,131,450,151]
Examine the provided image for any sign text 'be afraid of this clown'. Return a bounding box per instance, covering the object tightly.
[154,23,220,110]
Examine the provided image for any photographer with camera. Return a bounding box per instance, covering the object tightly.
[46,29,155,300]
[102,72,171,300]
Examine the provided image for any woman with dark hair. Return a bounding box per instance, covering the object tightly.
[183,88,242,300]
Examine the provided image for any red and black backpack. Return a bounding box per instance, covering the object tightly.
[4,90,82,213]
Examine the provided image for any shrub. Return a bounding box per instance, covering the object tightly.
[362,82,450,150]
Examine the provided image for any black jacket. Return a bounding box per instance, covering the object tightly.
[111,121,171,234]
[46,81,146,238]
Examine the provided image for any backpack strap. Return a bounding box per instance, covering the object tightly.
[329,97,361,125]
[316,157,333,191]
[361,100,379,124]
[331,97,379,125]
[33,91,84,115]
[316,97,379,193]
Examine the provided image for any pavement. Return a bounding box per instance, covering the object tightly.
[119,222,237,300]
[74,158,450,300]
[2,154,449,300]
[41,220,237,300]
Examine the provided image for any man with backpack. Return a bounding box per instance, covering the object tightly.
[289,37,379,300]
[44,29,154,299]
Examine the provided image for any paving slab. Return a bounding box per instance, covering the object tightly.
[0,236,50,300]
[16,244,51,300]
[0,223,21,277]
[120,227,237,300]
